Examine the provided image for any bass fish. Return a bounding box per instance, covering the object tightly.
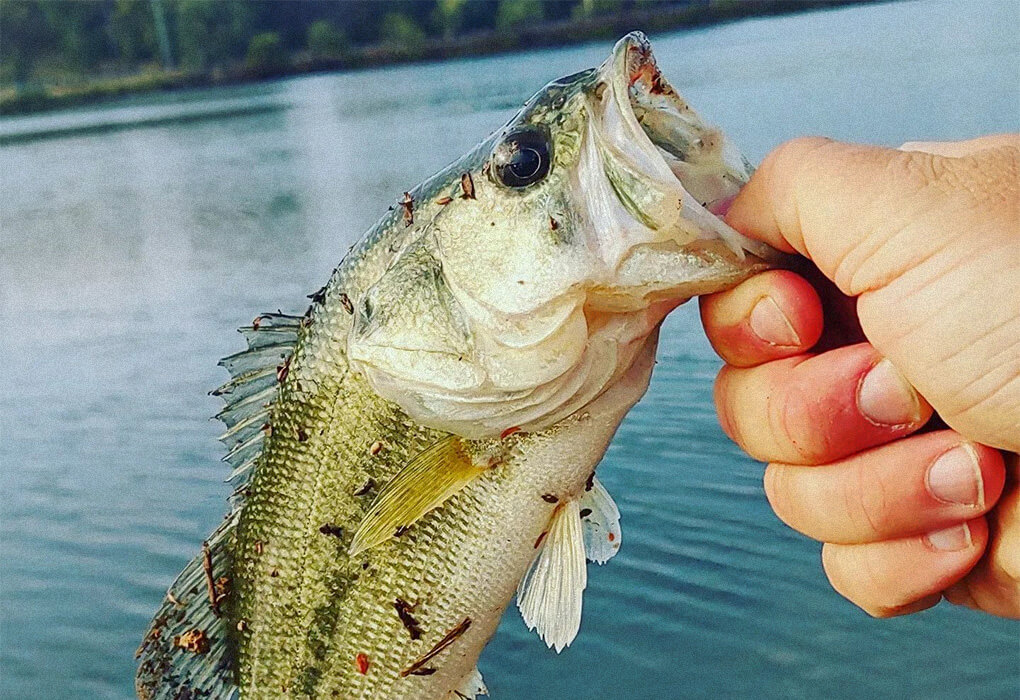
[136,32,775,699]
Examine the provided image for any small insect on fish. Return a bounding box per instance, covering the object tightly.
[137,32,779,700]
[401,191,414,227]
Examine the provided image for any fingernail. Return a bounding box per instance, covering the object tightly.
[749,296,800,346]
[926,523,972,552]
[857,359,921,427]
[926,444,983,508]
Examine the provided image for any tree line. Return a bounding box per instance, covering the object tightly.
[2,0,689,85]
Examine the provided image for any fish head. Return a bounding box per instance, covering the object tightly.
[347,32,778,439]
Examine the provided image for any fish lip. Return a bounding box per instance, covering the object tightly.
[597,32,780,265]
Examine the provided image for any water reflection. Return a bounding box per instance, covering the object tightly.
[1,1,1017,698]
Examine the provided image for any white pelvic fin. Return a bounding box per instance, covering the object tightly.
[579,477,622,564]
[516,499,587,653]
[448,665,488,699]
[349,436,486,556]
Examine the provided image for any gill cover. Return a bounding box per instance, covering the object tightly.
[348,33,774,440]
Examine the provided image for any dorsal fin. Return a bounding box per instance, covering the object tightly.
[211,312,302,510]
[135,513,239,699]
[516,499,588,652]
[579,477,622,564]
[136,313,302,696]
[349,436,488,556]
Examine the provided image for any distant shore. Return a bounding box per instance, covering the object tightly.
[1,1,876,117]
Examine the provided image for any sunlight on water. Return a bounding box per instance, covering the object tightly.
[1,2,1017,698]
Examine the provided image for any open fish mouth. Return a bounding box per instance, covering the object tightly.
[582,31,775,287]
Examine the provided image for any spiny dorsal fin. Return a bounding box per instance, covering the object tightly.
[580,477,622,564]
[349,436,487,556]
[516,499,588,652]
[135,513,239,700]
[212,312,302,511]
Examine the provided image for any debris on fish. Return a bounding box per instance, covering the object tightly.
[136,32,776,700]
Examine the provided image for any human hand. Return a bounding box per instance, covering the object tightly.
[699,135,1020,618]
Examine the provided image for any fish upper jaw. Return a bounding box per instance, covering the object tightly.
[575,31,778,305]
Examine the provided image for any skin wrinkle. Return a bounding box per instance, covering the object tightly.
[712,136,1020,620]
[776,379,814,462]
[855,453,887,542]
[843,216,964,298]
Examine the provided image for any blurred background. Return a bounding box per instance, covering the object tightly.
[1,1,1018,699]
[3,0,872,114]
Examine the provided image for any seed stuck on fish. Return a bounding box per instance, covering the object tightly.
[339,292,354,315]
[201,542,221,615]
[500,426,521,440]
[393,598,423,640]
[407,667,436,676]
[369,441,384,456]
[436,195,453,206]
[276,357,290,383]
[400,617,472,677]
[400,192,414,227]
[319,523,343,539]
[356,653,370,675]
[307,285,327,305]
[460,172,475,199]
[173,629,209,654]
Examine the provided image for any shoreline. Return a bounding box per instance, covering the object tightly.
[1,1,879,118]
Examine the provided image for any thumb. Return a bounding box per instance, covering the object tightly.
[724,136,1018,297]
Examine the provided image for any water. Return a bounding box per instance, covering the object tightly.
[2,1,1018,697]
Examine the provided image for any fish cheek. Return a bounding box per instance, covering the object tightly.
[434,197,594,318]
[348,238,480,391]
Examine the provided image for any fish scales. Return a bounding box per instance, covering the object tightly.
[234,295,643,697]
[137,33,780,699]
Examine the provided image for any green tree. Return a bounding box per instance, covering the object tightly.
[109,0,159,65]
[495,0,544,31]
[431,0,467,39]
[37,1,115,74]
[379,12,425,50]
[172,0,253,70]
[246,32,286,76]
[306,20,347,60]
[0,1,56,85]
[572,0,624,20]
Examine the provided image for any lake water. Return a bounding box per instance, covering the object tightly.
[2,1,1018,698]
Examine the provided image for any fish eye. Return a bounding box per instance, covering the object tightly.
[493,127,551,189]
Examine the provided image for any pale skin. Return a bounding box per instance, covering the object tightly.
[699,135,1019,618]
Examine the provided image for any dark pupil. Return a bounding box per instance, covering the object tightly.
[509,147,542,180]
[496,130,550,188]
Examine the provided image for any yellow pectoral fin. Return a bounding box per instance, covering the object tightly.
[349,436,487,556]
